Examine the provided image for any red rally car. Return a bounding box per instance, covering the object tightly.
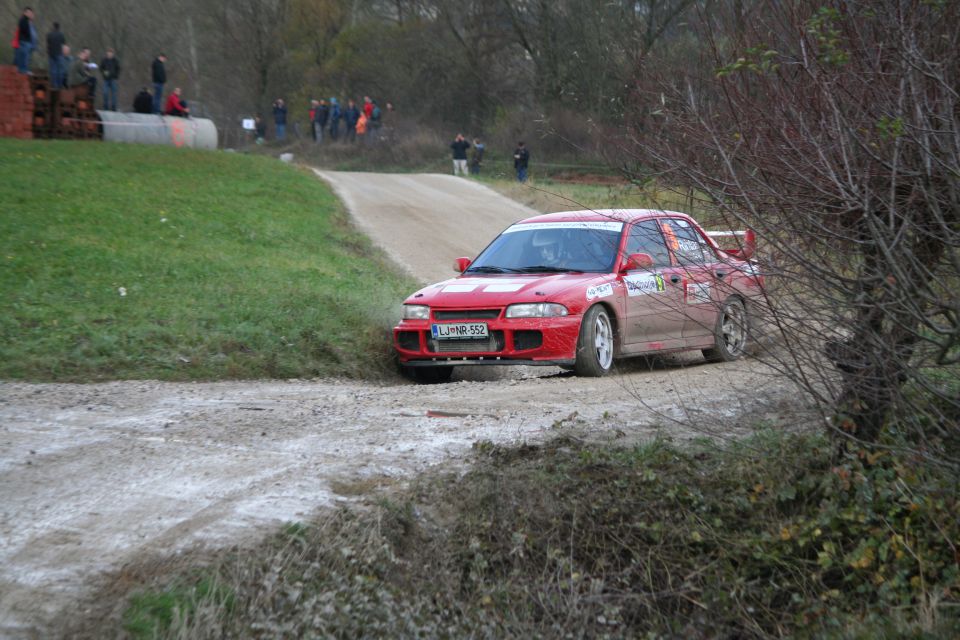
[393,209,762,383]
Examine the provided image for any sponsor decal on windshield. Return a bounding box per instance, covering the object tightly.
[624,273,666,296]
[503,221,624,234]
[586,282,614,300]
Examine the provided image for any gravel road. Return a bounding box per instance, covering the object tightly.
[0,171,791,638]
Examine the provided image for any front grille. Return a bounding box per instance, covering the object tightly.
[513,330,543,351]
[427,330,505,353]
[397,331,420,351]
[434,309,501,320]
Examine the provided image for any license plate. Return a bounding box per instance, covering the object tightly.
[432,322,488,339]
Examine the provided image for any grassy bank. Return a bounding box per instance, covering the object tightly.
[480,175,708,216]
[0,139,417,381]
[101,430,959,639]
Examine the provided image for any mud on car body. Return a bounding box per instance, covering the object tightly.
[393,209,762,383]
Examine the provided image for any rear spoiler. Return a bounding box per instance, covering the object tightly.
[706,229,756,260]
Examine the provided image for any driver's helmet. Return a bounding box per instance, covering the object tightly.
[531,229,561,262]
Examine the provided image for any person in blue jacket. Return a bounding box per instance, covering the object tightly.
[342,99,360,143]
[272,98,287,140]
[328,97,341,141]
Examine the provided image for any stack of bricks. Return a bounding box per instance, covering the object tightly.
[0,65,102,140]
[0,65,34,139]
[56,84,102,139]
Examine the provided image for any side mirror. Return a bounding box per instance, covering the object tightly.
[453,257,472,273]
[622,252,654,272]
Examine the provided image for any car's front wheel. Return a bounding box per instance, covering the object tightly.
[703,297,749,362]
[404,366,454,384]
[574,305,615,376]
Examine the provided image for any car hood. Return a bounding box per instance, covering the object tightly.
[404,272,614,308]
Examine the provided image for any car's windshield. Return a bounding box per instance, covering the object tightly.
[466,221,624,274]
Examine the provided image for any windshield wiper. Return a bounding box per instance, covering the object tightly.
[515,265,583,273]
[465,265,522,273]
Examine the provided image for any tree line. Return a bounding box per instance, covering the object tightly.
[3,0,695,137]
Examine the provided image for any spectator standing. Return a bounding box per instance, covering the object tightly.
[99,48,120,111]
[132,85,153,113]
[367,100,382,143]
[164,86,189,117]
[67,47,96,98]
[309,99,319,142]
[12,7,36,75]
[272,98,287,140]
[362,95,374,119]
[328,97,341,140]
[470,138,485,175]
[513,141,530,182]
[343,99,360,143]
[45,21,65,87]
[314,99,330,143]
[59,44,72,87]
[356,110,368,143]
[151,53,167,114]
[450,134,470,176]
[254,115,266,144]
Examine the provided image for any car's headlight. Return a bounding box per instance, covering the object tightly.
[402,304,430,320]
[505,303,569,318]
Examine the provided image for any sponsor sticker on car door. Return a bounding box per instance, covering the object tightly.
[624,273,666,297]
[686,282,711,304]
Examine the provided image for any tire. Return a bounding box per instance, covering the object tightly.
[405,366,454,384]
[703,297,749,362]
[574,305,615,376]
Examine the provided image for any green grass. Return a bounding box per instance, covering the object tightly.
[481,175,719,220]
[107,431,960,639]
[0,139,418,381]
[123,577,233,637]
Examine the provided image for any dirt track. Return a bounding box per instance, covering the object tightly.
[0,172,792,637]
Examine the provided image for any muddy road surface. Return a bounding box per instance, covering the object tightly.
[0,172,792,637]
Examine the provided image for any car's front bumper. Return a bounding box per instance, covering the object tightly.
[393,315,581,366]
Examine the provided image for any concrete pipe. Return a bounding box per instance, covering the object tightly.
[96,111,218,150]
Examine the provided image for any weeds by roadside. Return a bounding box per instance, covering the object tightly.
[104,429,959,638]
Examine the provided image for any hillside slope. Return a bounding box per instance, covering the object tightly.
[0,140,416,381]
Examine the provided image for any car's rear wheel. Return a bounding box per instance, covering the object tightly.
[703,297,748,362]
[404,366,454,384]
[574,305,614,376]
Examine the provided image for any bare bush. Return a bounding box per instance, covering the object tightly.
[628,0,960,463]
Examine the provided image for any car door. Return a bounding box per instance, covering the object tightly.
[660,218,721,342]
[619,219,687,348]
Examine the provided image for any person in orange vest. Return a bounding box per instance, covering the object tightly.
[356,110,368,143]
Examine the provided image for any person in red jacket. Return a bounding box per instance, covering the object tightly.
[363,95,374,119]
[164,86,190,117]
